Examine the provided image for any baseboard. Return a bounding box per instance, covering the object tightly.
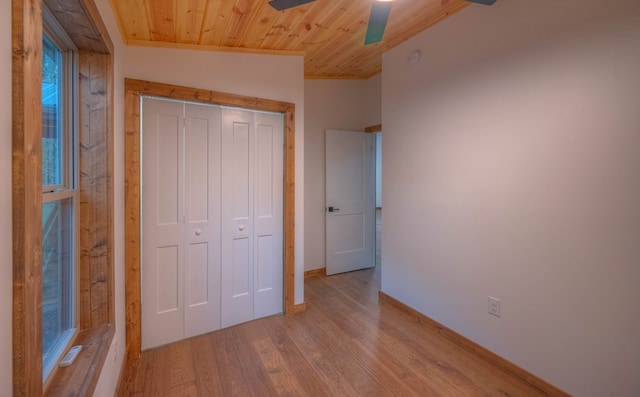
[304,268,326,278]
[378,291,570,397]
[293,302,307,314]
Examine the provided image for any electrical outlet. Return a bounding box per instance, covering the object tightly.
[488,296,501,317]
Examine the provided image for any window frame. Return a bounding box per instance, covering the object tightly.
[12,0,115,394]
[41,6,81,384]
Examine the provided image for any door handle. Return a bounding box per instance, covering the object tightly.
[195,229,202,236]
[327,206,340,213]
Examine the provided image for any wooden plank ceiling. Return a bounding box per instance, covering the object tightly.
[109,0,469,79]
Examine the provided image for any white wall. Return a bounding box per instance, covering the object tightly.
[0,1,14,394]
[381,0,640,396]
[304,77,381,271]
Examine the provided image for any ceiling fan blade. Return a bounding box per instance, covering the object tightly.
[465,0,497,5]
[268,0,315,11]
[364,1,392,45]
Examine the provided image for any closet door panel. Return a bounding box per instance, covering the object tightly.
[186,243,209,306]
[222,109,254,327]
[253,113,284,318]
[232,122,250,220]
[156,115,180,226]
[141,98,185,349]
[184,104,222,337]
[185,120,209,222]
[256,235,274,292]
[233,238,251,297]
[156,245,180,313]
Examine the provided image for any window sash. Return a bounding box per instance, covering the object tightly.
[41,194,78,379]
[41,6,79,383]
[42,7,77,194]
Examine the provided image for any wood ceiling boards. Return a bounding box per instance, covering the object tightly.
[110,0,469,79]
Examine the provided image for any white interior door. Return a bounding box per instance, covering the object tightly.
[221,109,284,327]
[141,98,222,349]
[325,129,375,275]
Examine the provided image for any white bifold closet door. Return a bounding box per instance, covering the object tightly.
[141,98,283,350]
[221,108,284,328]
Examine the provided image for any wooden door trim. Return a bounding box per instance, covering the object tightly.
[365,124,382,133]
[124,78,296,361]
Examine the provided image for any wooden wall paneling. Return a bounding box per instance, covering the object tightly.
[44,0,113,54]
[79,53,93,330]
[46,48,115,394]
[105,52,115,325]
[79,52,112,328]
[124,78,298,360]
[12,0,44,394]
[88,52,110,327]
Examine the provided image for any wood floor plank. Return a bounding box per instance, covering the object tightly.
[214,328,270,397]
[189,334,226,396]
[306,279,474,396]
[169,381,198,396]
[168,339,196,388]
[252,337,308,396]
[118,262,551,396]
[284,307,363,396]
[246,316,334,396]
[146,347,171,396]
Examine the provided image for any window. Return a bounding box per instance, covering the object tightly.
[13,0,114,394]
[41,11,78,381]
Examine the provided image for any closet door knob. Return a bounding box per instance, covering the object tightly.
[239,225,245,231]
[195,229,202,236]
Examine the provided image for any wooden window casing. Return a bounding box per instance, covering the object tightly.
[12,0,114,394]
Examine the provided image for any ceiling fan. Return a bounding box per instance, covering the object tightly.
[268,0,497,45]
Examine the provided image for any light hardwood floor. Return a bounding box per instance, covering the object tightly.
[118,260,548,395]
